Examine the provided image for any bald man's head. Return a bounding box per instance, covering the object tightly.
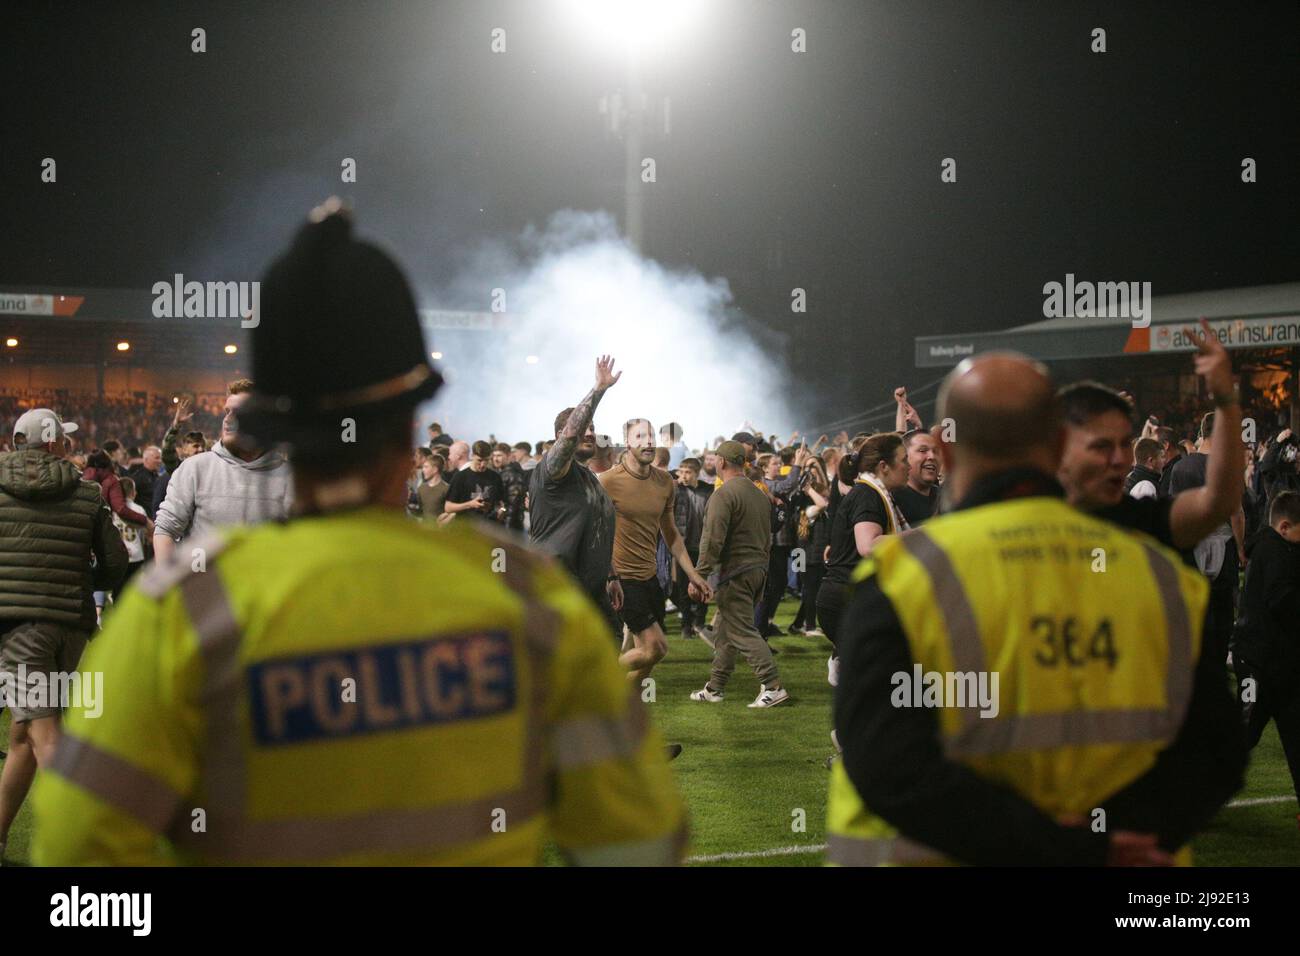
[936,352,1064,464]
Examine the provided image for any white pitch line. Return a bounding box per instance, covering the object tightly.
[1226,794,1294,808]
[687,844,827,864]
[687,795,1295,864]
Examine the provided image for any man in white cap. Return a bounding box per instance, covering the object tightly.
[0,408,127,861]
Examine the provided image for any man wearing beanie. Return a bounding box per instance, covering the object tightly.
[35,199,686,866]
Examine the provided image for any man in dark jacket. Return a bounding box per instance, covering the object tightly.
[1232,490,1300,817]
[758,446,807,637]
[1156,425,1184,499]
[1123,437,1164,500]
[671,458,711,638]
[150,429,207,518]
[1259,427,1300,506]
[1168,411,1247,673]
[497,442,528,532]
[127,445,162,519]
[0,408,127,861]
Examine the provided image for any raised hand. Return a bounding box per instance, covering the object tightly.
[596,355,622,391]
[173,396,194,426]
[1184,318,1234,400]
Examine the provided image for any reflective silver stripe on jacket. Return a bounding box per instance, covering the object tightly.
[162,548,557,863]
[551,685,650,770]
[899,531,986,735]
[48,733,183,833]
[1140,540,1194,731]
[567,832,681,867]
[900,527,1193,759]
[827,833,943,867]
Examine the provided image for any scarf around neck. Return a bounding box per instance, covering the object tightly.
[856,472,910,535]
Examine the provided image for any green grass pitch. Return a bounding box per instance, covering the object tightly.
[3,596,1295,866]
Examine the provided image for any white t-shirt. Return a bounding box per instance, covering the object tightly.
[112,500,149,563]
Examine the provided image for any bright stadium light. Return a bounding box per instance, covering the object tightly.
[116,340,130,352]
[557,0,701,56]
[224,344,238,354]
[525,355,540,365]
[430,351,443,360]
[4,338,16,348]
[559,0,707,250]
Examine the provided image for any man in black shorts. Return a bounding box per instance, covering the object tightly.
[600,418,712,683]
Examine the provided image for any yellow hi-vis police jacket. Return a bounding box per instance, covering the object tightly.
[34,507,687,865]
[827,495,1208,866]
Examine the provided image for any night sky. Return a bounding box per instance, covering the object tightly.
[2,0,1296,428]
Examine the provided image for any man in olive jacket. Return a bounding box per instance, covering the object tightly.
[0,408,127,860]
[687,440,787,708]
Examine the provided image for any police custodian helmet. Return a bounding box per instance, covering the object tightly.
[238,198,443,454]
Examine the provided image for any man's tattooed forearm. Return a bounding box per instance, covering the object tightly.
[547,386,605,479]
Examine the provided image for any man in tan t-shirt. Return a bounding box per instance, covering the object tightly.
[600,418,712,682]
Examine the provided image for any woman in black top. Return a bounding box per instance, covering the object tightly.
[815,432,910,688]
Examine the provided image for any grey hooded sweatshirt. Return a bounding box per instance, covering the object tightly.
[154,441,294,545]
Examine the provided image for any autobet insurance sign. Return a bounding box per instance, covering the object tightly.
[0,293,84,316]
[1126,315,1300,353]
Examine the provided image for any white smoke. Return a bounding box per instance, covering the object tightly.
[418,210,795,451]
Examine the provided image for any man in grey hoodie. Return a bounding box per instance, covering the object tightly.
[154,379,294,562]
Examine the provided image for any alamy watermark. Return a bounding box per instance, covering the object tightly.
[151,273,259,327]
[0,666,103,717]
[890,664,999,718]
[1042,274,1152,328]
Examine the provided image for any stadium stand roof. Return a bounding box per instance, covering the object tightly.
[0,285,502,368]
[915,281,1300,368]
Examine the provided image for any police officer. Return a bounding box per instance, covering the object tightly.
[827,352,1246,865]
[33,200,686,865]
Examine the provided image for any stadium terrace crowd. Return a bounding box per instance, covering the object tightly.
[1,334,1299,862]
[0,390,225,451]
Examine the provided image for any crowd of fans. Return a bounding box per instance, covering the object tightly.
[0,390,225,451]
[2,339,1300,860]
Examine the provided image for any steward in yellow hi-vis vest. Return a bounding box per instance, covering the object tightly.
[827,354,1245,867]
[33,201,686,866]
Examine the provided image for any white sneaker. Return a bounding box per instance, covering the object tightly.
[803,627,826,638]
[748,685,790,708]
[690,686,725,703]
[827,656,840,687]
[665,601,678,614]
